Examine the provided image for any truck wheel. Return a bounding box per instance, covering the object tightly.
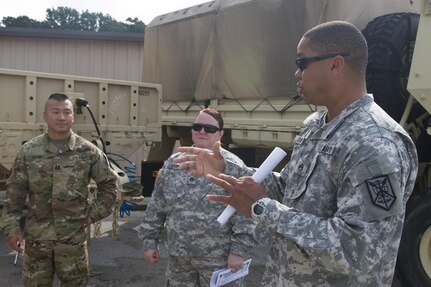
[362,12,420,122]
[396,191,431,287]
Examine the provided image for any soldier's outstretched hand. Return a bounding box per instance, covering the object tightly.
[174,141,226,177]
[206,174,267,217]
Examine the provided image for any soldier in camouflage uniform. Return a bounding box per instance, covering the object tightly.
[174,22,418,286]
[139,108,257,286]
[0,93,118,286]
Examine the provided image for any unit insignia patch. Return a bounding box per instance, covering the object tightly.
[366,176,396,210]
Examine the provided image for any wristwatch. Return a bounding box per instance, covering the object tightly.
[251,198,271,219]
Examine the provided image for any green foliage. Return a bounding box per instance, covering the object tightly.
[2,16,50,28]
[0,6,145,33]
[125,17,146,33]
[46,7,81,30]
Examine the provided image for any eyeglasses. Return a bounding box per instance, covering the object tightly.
[192,123,221,133]
[295,52,350,71]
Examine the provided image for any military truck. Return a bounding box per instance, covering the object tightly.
[141,0,431,286]
[0,68,162,197]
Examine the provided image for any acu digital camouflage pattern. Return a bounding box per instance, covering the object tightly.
[167,255,246,287]
[0,131,117,286]
[139,148,257,286]
[224,95,418,287]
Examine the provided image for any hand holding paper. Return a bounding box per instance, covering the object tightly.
[210,259,252,287]
[216,147,287,225]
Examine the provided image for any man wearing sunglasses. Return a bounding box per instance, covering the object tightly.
[174,21,418,286]
[139,108,256,286]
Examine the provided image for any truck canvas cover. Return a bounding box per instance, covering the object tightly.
[142,0,419,102]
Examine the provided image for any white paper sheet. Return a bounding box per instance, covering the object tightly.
[210,259,252,287]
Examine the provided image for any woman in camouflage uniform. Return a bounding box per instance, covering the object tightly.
[139,108,257,286]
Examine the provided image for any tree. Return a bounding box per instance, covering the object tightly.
[98,14,128,32]
[80,10,100,31]
[0,7,145,33]
[46,7,81,30]
[1,16,50,29]
[125,17,146,33]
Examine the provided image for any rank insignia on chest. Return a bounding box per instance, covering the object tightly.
[366,176,396,210]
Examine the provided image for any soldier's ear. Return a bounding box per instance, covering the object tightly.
[330,55,345,74]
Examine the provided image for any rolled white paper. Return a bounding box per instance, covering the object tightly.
[217,147,287,225]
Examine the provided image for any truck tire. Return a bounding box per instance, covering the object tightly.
[362,12,420,122]
[396,191,431,287]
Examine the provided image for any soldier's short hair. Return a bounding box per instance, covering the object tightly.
[303,21,368,74]
[45,93,72,111]
[199,108,224,130]
[48,93,69,101]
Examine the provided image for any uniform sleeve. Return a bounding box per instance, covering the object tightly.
[229,212,258,258]
[0,148,28,239]
[261,170,287,203]
[138,161,168,251]
[88,151,118,222]
[221,150,259,257]
[222,159,286,258]
[224,156,252,176]
[253,138,417,275]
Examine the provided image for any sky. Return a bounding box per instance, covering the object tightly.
[0,0,208,25]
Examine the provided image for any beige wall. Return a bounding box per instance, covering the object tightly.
[0,28,144,82]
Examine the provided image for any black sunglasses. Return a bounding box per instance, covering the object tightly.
[295,52,350,71]
[192,123,221,133]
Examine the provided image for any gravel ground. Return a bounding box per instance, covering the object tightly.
[0,208,403,287]
[0,210,268,287]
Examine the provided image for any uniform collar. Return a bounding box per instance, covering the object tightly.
[43,131,77,153]
[313,94,374,139]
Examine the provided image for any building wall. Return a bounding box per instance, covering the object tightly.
[0,28,145,82]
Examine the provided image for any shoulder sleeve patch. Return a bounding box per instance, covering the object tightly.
[366,175,396,210]
[348,155,403,218]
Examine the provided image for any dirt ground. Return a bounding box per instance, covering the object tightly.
[0,209,269,287]
[0,208,404,287]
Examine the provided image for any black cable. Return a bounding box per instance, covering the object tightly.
[76,98,106,153]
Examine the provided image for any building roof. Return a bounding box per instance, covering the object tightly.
[0,27,144,42]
